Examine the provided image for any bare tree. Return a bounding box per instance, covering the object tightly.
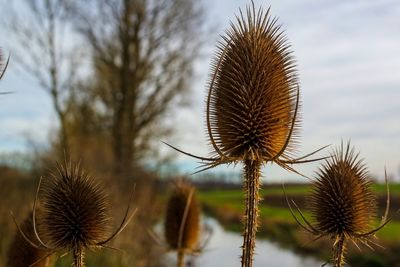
[69,0,204,178]
[1,0,80,157]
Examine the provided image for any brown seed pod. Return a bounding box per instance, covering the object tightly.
[207,4,299,163]
[287,142,390,267]
[11,160,136,267]
[164,180,200,252]
[309,144,376,236]
[7,211,50,267]
[40,161,111,251]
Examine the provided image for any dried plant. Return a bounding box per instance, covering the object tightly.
[12,160,136,267]
[7,210,51,267]
[286,142,390,267]
[164,180,201,267]
[165,2,325,266]
[146,179,210,267]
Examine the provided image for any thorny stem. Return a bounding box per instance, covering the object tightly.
[241,160,261,267]
[177,250,185,267]
[333,234,346,267]
[73,247,85,267]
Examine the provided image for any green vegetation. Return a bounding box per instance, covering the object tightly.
[200,183,400,198]
[372,183,400,194]
[199,189,309,221]
[199,185,400,267]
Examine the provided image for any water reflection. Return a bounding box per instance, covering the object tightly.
[183,216,326,267]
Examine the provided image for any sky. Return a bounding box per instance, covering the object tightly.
[1,0,399,182]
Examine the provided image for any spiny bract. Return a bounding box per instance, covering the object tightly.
[40,161,111,250]
[309,143,376,237]
[164,180,200,251]
[208,5,299,162]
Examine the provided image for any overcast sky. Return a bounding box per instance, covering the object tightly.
[1,0,399,182]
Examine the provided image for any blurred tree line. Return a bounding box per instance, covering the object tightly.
[2,0,204,180]
[1,0,205,266]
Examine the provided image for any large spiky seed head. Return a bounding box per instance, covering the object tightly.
[309,143,376,237]
[164,180,200,251]
[7,211,49,267]
[208,5,299,161]
[40,161,111,251]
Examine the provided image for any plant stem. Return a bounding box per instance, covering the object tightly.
[333,234,346,267]
[177,250,185,267]
[73,247,85,267]
[241,159,261,267]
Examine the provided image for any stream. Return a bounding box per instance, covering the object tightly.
[164,216,327,267]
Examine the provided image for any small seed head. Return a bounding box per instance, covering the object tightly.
[164,180,200,251]
[40,161,111,251]
[309,144,376,237]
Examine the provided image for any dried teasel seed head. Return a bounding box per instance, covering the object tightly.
[309,143,376,237]
[208,5,299,161]
[165,180,200,251]
[7,210,49,267]
[40,161,111,251]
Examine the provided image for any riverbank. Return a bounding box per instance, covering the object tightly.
[198,186,400,267]
[194,216,324,267]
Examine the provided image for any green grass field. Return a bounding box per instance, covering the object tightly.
[199,182,398,198]
[198,184,400,243]
[198,185,400,266]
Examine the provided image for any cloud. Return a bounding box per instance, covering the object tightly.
[0,0,399,181]
[0,115,53,151]
[0,66,54,152]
